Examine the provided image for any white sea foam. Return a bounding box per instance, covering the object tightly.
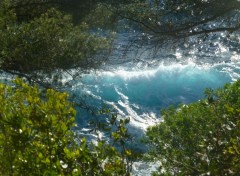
[1,57,239,175]
[73,60,239,139]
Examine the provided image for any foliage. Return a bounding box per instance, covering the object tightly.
[0,0,111,87]
[6,0,112,24]
[95,0,240,55]
[113,0,240,37]
[145,80,240,175]
[2,0,239,86]
[88,108,136,175]
[0,78,132,175]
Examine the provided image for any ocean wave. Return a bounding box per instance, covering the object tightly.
[72,60,239,135]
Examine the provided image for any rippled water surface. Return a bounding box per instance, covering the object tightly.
[72,61,239,131]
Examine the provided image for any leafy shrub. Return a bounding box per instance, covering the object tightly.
[0,79,131,175]
[146,80,240,175]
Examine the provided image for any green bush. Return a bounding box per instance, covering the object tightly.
[146,80,240,175]
[0,79,130,175]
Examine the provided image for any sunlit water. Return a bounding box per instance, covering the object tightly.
[70,59,240,175]
[0,25,239,175]
[73,62,235,125]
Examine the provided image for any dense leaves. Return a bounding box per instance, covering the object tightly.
[146,80,240,175]
[0,0,110,87]
[1,1,240,174]
[1,0,240,85]
[0,79,132,175]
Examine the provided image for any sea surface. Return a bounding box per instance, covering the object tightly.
[70,60,240,175]
[67,31,240,175]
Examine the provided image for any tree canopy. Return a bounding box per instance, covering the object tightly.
[120,1,240,35]
[98,0,240,59]
[113,0,240,41]
[145,80,240,175]
[0,1,240,175]
[0,0,111,87]
[1,0,240,86]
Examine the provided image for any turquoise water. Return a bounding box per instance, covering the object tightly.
[67,59,240,173]
[72,62,239,136]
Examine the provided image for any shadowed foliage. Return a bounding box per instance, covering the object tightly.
[145,80,240,175]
